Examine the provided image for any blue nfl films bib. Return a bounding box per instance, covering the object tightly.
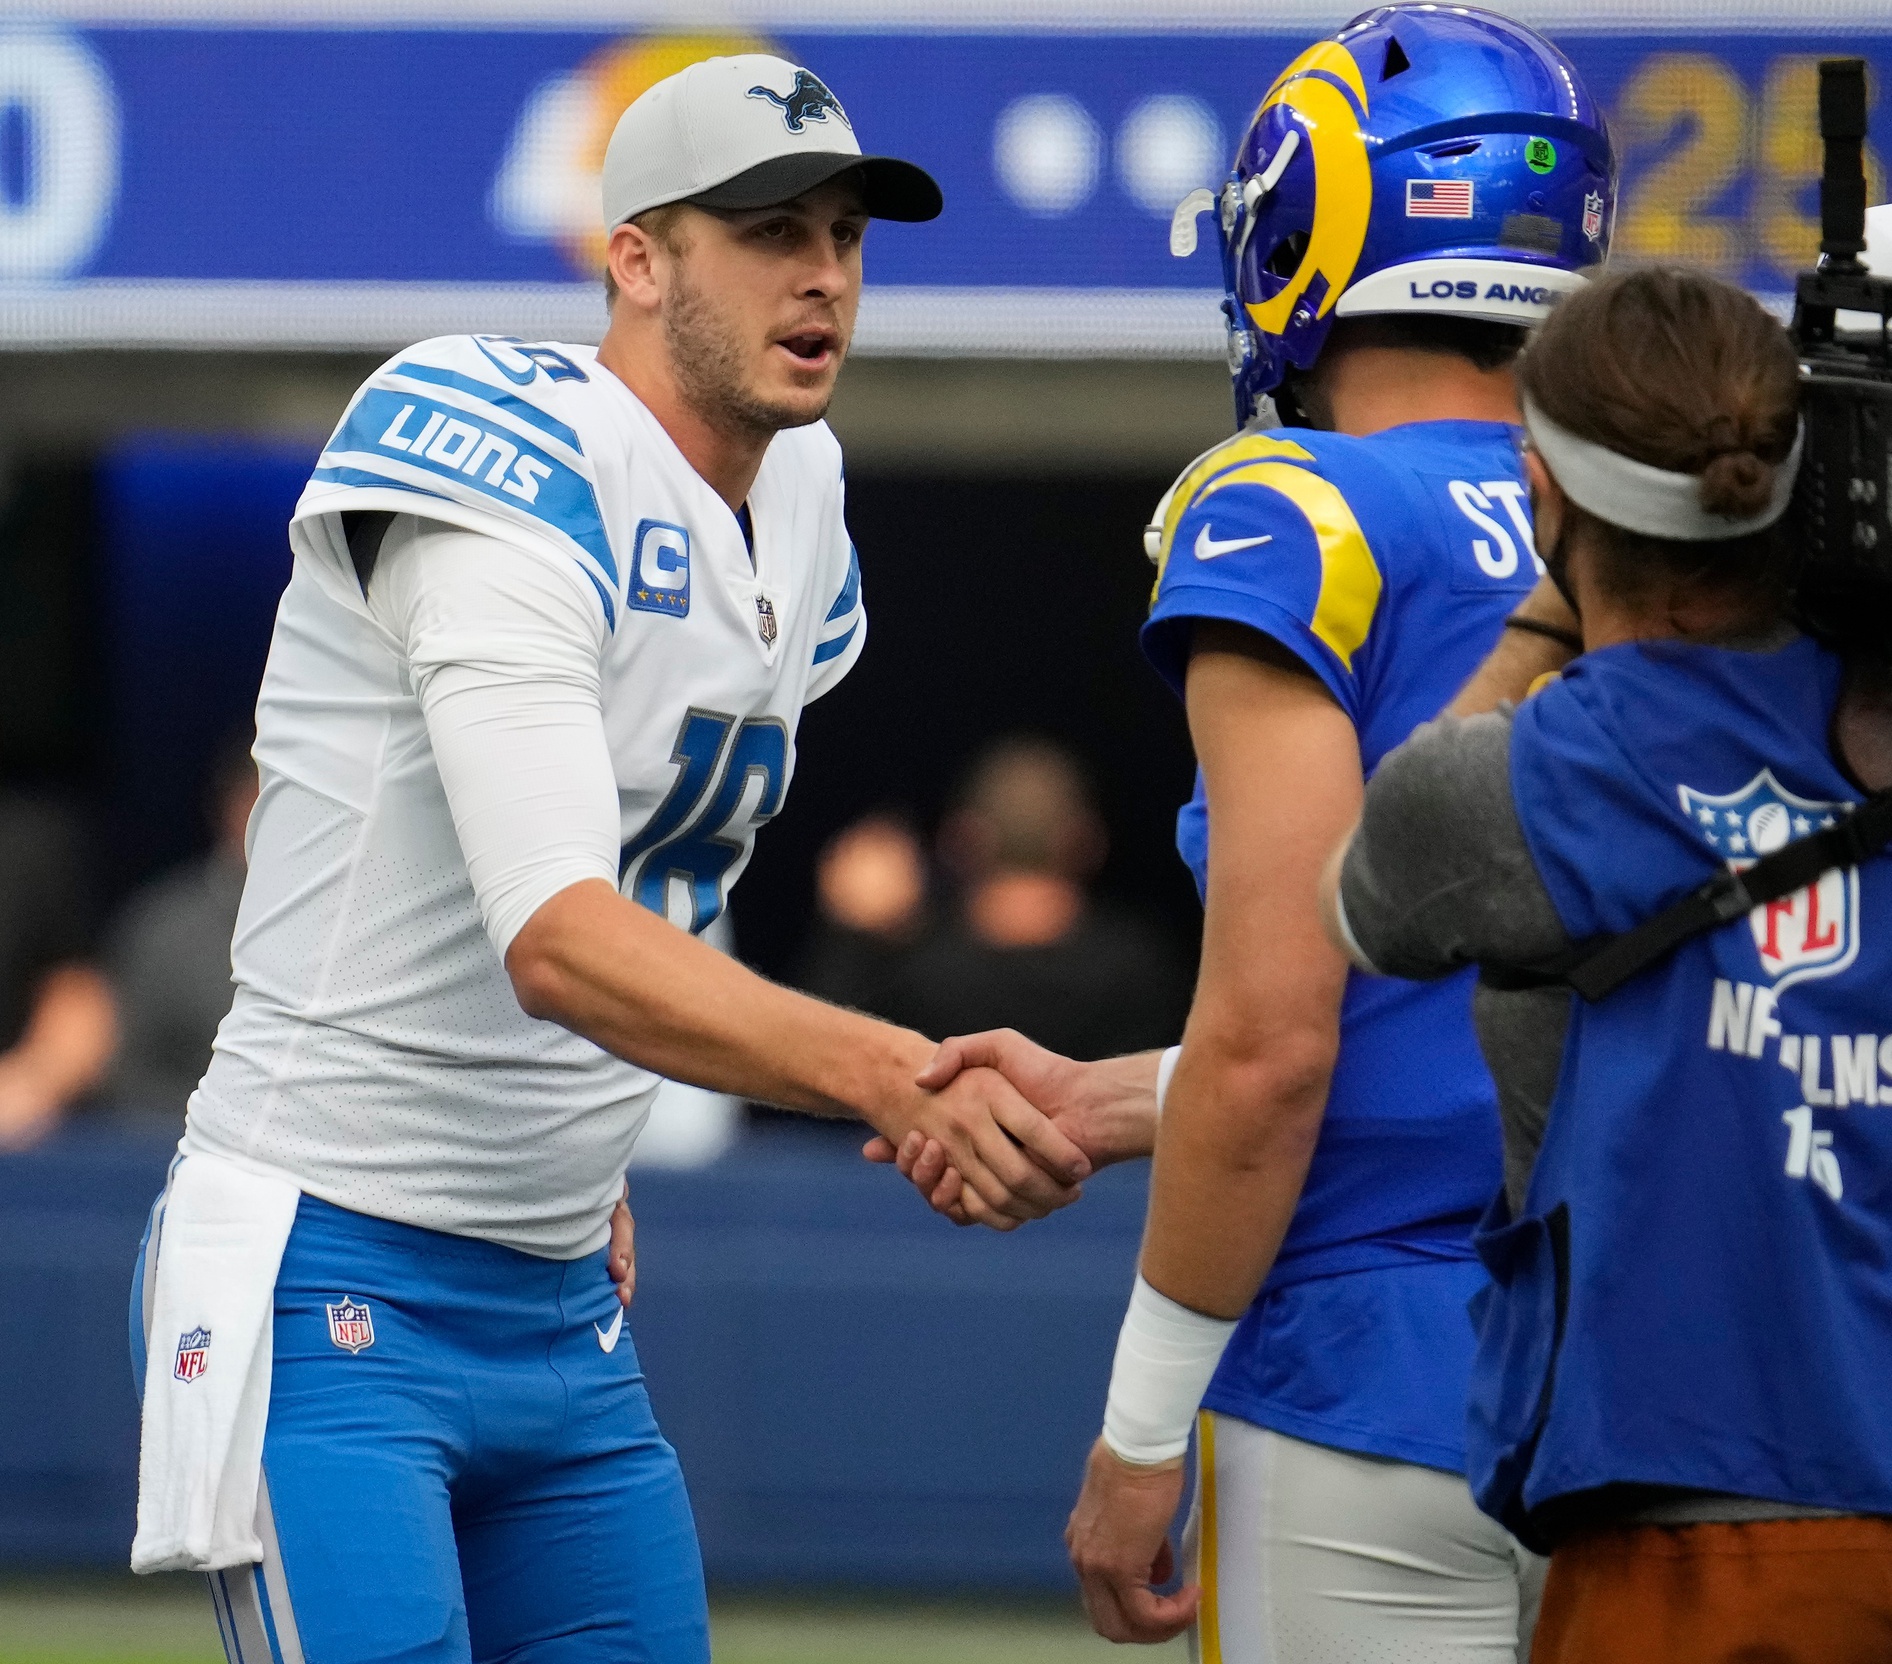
[1471,635,1892,1545]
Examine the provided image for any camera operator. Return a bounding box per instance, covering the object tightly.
[1318,264,1892,1661]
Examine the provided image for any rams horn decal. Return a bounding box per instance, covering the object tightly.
[1245,42,1373,338]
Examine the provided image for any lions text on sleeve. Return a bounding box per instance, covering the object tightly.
[185,336,863,1259]
[1138,418,1542,1470]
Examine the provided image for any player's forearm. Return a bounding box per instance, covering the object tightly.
[1148,641,1351,1314]
[1448,576,1580,717]
[1136,1020,1333,1318]
[1078,1050,1164,1165]
[508,878,933,1122]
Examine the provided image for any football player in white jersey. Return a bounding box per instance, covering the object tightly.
[129,55,1089,1664]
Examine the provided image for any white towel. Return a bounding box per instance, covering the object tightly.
[131,1151,301,1573]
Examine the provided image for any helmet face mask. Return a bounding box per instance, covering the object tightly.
[1210,3,1617,429]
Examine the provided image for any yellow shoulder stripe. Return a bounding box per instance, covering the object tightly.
[1154,433,1316,585]
[1197,459,1383,671]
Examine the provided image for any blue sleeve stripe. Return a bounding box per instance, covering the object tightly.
[319,386,620,596]
[812,618,858,664]
[307,460,617,631]
[824,544,861,623]
[578,565,617,630]
[391,361,584,455]
[309,463,454,503]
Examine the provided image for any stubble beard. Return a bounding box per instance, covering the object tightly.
[663,266,841,439]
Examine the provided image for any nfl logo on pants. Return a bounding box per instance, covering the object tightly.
[326,1297,375,1354]
[173,1326,211,1382]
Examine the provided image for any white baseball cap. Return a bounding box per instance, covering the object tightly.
[602,55,942,229]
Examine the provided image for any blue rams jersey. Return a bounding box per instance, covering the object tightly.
[1142,419,1538,1468]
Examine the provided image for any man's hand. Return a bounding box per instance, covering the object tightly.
[607,1187,636,1308]
[871,1062,1090,1231]
[506,882,1084,1230]
[1066,1437,1198,1645]
[863,1032,1158,1225]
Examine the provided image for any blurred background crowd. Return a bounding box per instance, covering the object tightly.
[0,732,253,1148]
[0,724,1190,1152]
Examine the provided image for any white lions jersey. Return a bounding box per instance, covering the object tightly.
[184,336,863,1257]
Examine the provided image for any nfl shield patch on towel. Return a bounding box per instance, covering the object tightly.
[173,1326,211,1382]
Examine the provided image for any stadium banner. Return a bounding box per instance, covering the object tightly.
[0,4,1888,354]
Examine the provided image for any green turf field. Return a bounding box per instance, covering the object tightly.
[0,1576,1188,1664]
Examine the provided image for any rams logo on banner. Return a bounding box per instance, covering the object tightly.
[173,1326,210,1383]
[1679,768,1859,991]
[489,32,778,279]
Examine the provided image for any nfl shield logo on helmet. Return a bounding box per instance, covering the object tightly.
[1582,191,1604,242]
[1677,768,1859,990]
[173,1326,210,1382]
[326,1297,375,1355]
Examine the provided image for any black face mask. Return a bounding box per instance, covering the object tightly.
[1540,511,1583,619]
[1523,436,1582,619]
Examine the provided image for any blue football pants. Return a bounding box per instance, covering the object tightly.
[132,1191,710,1664]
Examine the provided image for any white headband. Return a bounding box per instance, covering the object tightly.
[1522,396,1804,542]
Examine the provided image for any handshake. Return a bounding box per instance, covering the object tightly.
[857,1029,1163,1230]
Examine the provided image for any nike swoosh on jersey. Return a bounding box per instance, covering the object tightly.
[1195,526,1275,560]
[595,1307,624,1353]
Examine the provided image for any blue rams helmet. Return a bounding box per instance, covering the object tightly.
[1176,5,1615,427]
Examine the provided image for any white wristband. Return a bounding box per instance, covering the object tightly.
[1153,1045,1184,1116]
[1101,1274,1238,1466]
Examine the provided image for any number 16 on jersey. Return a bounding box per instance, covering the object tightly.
[619,709,788,934]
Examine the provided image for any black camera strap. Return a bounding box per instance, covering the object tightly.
[1487,787,1892,1003]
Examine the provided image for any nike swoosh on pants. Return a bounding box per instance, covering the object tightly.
[595,1307,624,1353]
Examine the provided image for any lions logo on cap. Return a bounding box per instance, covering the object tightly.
[1678,768,1860,991]
[747,68,850,134]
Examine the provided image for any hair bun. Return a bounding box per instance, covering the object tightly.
[1698,449,1773,520]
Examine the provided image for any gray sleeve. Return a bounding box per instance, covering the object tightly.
[1338,710,1570,980]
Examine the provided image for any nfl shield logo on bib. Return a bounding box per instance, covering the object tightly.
[1678,767,1859,991]
[173,1326,210,1382]
[326,1297,375,1354]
